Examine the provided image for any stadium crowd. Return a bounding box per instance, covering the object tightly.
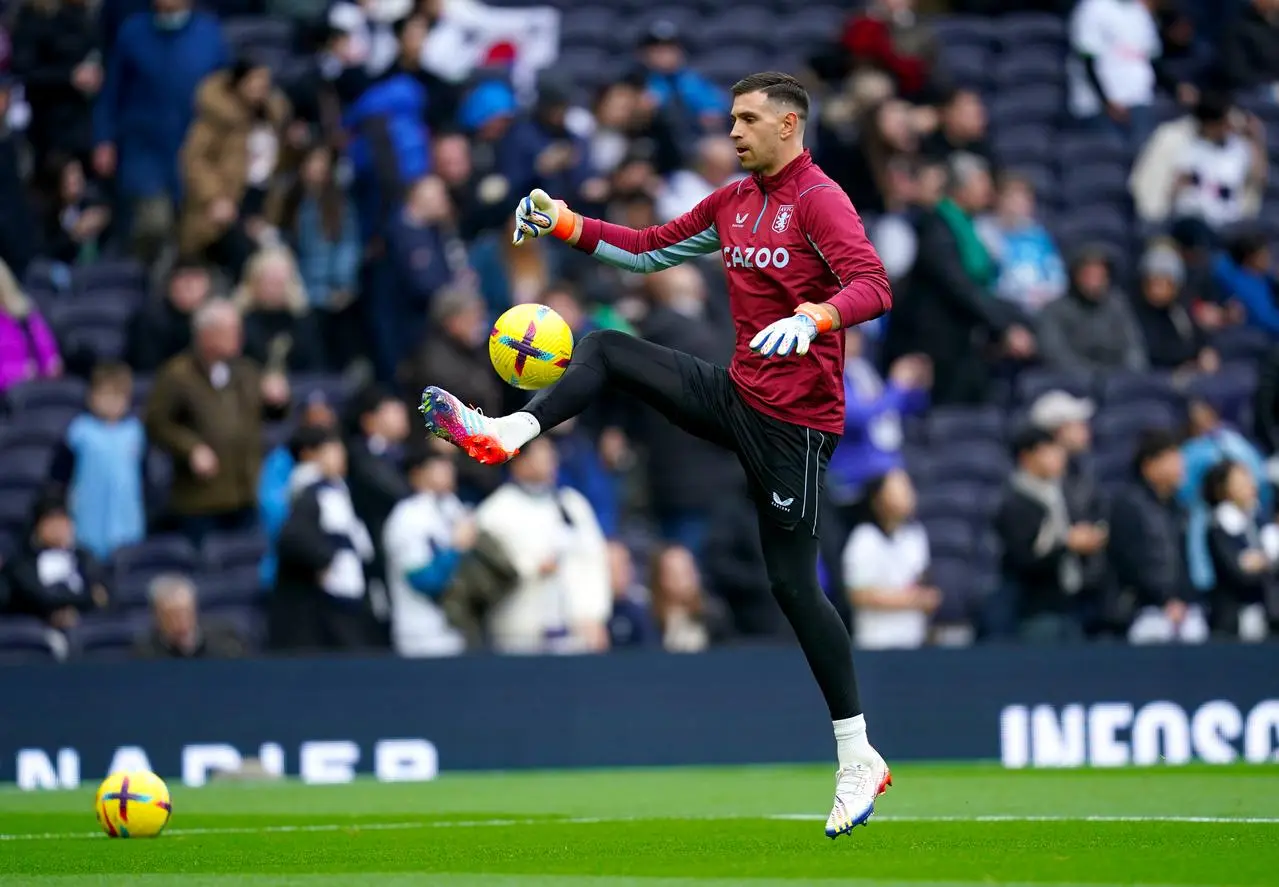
[0,0,1278,661]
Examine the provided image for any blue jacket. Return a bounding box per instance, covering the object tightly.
[496,119,593,203]
[555,431,619,540]
[93,11,227,199]
[385,214,455,306]
[645,69,725,119]
[293,196,361,309]
[1179,428,1270,592]
[66,414,146,560]
[257,445,295,588]
[1212,253,1279,336]
[343,74,431,241]
[987,222,1068,312]
[828,360,929,503]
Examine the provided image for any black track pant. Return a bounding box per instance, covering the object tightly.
[527,330,861,720]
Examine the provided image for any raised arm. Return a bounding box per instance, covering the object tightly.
[796,183,894,330]
[514,187,721,274]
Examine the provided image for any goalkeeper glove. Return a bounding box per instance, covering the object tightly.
[749,304,834,358]
[512,188,577,245]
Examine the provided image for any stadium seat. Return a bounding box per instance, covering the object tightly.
[926,405,1006,445]
[111,536,199,589]
[994,126,1055,170]
[1014,368,1096,407]
[937,45,991,91]
[930,441,1012,487]
[1057,131,1130,170]
[929,558,980,624]
[3,378,87,414]
[989,86,1065,126]
[1100,371,1179,409]
[197,567,266,610]
[930,16,997,51]
[70,259,146,297]
[1093,400,1180,446]
[994,52,1065,89]
[0,444,53,487]
[916,482,993,523]
[995,13,1066,49]
[1212,326,1272,364]
[0,617,58,662]
[1094,448,1134,485]
[68,614,146,659]
[203,531,269,572]
[65,327,127,363]
[925,518,978,560]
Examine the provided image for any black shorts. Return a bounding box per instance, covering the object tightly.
[656,350,838,536]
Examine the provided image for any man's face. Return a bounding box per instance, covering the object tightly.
[202,315,243,361]
[1074,259,1109,298]
[156,592,197,646]
[946,92,986,140]
[1056,419,1091,454]
[641,43,683,74]
[729,90,793,174]
[1148,448,1185,491]
[170,269,210,314]
[38,513,74,549]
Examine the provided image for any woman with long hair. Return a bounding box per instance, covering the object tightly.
[232,246,325,373]
[0,258,62,393]
[648,544,731,653]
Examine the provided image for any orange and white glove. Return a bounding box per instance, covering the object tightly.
[512,188,577,245]
[749,304,834,358]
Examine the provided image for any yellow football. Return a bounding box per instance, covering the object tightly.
[489,303,574,390]
[95,770,172,838]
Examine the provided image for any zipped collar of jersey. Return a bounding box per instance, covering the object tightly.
[750,148,814,193]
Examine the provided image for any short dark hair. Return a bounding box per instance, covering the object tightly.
[1201,459,1241,507]
[731,72,809,120]
[90,361,132,392]
[1132,428,1181,475]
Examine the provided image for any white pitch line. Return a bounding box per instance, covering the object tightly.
[2,812,1277,842]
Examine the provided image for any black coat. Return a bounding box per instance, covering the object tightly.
[0,134,36,280]
[1108,480,1193,612]
[1205,505,1275,636]
[126,298,196,374]
[1214,4,1279,92]
[887,209,1021,405]
[1133,298,1204,371]
[636,300,738,515]
[4,544,108,620]
[241,309,327,374]
[9,2,100,160]
[993,480,1079,619]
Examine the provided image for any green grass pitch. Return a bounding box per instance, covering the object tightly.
[0,763,1276,885]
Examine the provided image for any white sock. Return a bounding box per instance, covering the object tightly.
[496,411,541,450]
[833,714,871,769]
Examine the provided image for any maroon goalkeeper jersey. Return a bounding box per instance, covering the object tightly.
[572,150,892,435]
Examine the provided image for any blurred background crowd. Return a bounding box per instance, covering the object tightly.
[1,0,1279,663]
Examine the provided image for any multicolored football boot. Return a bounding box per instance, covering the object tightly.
[418,386,520,465]
[825,750,892,839]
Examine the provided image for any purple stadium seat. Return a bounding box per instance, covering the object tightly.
[938,45,991,91]
[65,327,126,362]
[0,617,57,662]
[930,16,997,50]
[994,52,1065,88]
[995,12,1066,48]
[1100,371,1179,408]
[197,567,266,610]
[0,444,52,487]
[994,127,1054,169]
[68,614,146,659]
[70,259,146,297]
[1212,326,1273,363]
[111,536,199,588]
[900,444,936,486]
[929,557,979,624]
[1057,131,1130,169]
[926,405,1006,444]
[1094,401,1180,445]
[1015,368,1096,406]
[917,482,1000,524]
[1094,448,1134,484]
[0,482,37,534]
[1186,363,1259,427]
[203,531,268,571]
[989,86,1065,126]
[4,378,87,413]
[930,441,1012,486]
[925,518,977,560]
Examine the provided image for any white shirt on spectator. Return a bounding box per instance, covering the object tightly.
[1068,0,1160,117]
[383,491,468,657]
[657,170,746,222]
[475,482,610,654]
[1172,133,1254,229]
[842,521,930,650]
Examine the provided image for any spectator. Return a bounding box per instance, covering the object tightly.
[841,468,938,650]
[549,417,622,542]
[841,0,936,103]
[920,88,990,163]
[636,264,737,556]
[498,73,597,210]
[474,437,610,654]
[0,257,61,394]
[977,172,1068,315]
[1213,0,1279,94]
[1132,240,1220,375]
[828,328,930,511]
[270,424,380,651]
[1109,429,1208,644]
[994,426,1108,643]
[93,0,228,265]
[432,129,508,241]
[10,0,100,165]
[649,543,731,653]
[38,155,111,267]
[634,20,725,141]
[382,446,470,657]
[400,284,503,500]
[327,0,401,80]
[1212,232,1279,336]
[179,60,292,277]
[259,394,337,588]
[384,175,467,375]
[125,257,213,373]
[888,153,1033,406]
[0,75,37,278]
[134,573,245,658]
[1067,0,1163,147]
[1202,459,1276,641]
[343,384,410,565]
[48,362,145,560]
[232,246,326,374]
[1168,95,1267,235]
[3,494,109,631]
[656,136,742,223]
[606,541,654,648]
[145,300,291,545]
[1037,246,1148,372]
[1029,391,1109,536]
[278,144,361,369]
[1179,395,1270,594]
[836,98,920,218]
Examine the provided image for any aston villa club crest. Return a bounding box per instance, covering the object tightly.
[772,204,794,234]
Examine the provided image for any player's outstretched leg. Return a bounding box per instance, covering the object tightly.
[755,515,891,838]
[421,329,726,464]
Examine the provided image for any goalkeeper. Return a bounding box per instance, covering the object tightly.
[418,72,893,839]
